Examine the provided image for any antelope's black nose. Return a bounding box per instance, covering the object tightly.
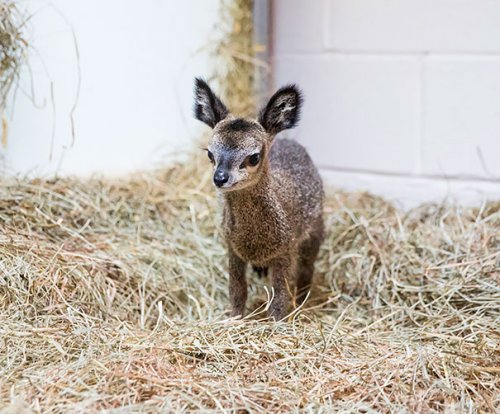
[214,170,229,187]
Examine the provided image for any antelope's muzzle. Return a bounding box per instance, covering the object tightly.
[213,169,229,187]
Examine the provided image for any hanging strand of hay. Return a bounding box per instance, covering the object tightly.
[0,0,27,146]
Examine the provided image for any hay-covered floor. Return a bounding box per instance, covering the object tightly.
[0,153,499,413]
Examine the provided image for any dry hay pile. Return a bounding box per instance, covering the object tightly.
[0,151,499,413]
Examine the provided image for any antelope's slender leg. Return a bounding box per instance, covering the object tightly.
[268,256,293,321]
[228,249,247,318]
[296,234,321,305]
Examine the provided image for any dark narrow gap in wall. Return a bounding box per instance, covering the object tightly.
[253,0,273,107]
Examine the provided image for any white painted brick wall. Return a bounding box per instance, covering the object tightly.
[273,0,500,207]
[275,55,420,174]
[327,0,500,52]
[422,57,500,178]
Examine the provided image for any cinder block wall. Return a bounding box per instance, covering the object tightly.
[273,0,500,207]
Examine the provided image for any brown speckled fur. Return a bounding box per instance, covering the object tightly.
[193,78,324,320]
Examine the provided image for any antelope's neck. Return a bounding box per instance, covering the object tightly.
[225,173,273,211]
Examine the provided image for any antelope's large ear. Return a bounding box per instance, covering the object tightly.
[193,78,229,128]
[258,84,303,134]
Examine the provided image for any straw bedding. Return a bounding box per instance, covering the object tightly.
[0,151,499,413]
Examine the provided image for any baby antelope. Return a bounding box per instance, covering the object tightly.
[193,78,324,320]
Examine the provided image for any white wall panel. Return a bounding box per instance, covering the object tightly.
[2,0,218,176]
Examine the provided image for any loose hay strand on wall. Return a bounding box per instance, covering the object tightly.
[0,0,27,146]
[0,0,26,107]
[0,150,499,412]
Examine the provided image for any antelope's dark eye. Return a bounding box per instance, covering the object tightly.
[248,153,260,166]
[207,150,214,164]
